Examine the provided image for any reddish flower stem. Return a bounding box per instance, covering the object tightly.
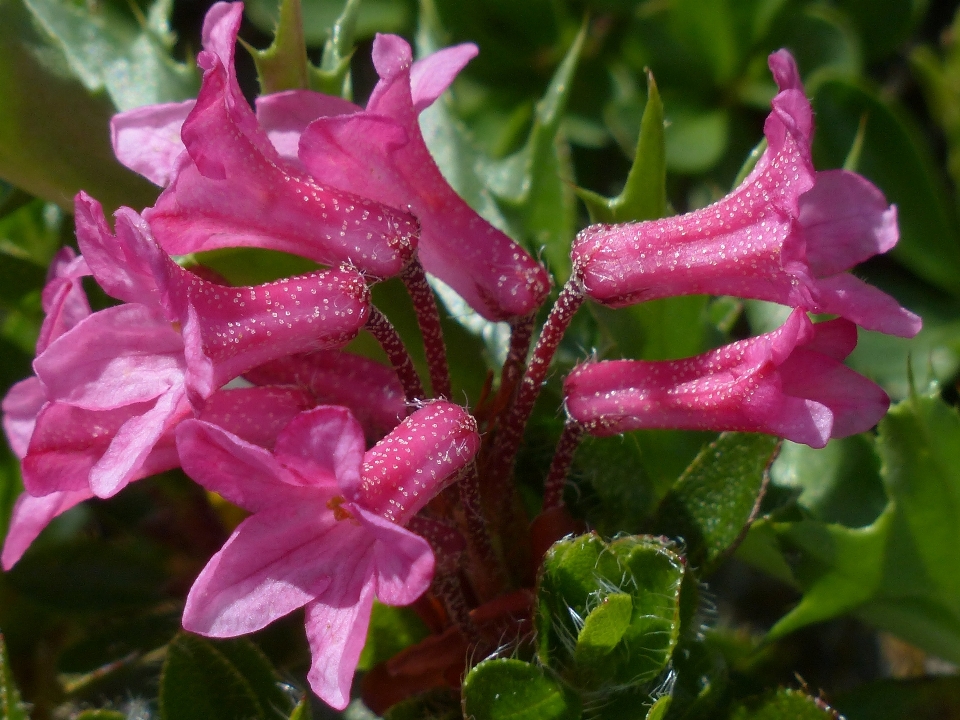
[541,420,584,512]
[365,306,425,406]
[457,462,505,602]
[401,260,452,399]
[488,279,584,493]
[499,313,535,404]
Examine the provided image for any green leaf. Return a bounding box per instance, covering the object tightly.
[591,295,712,362]
[160,633,294,720]
[193,247,319,287]
[74,712,127,720]
[654,432,780,571]
[577,70,666,224]
[0,631,29,720]
[0,198,63,266]
[311,0,362,97]
[663,106,730,174]
[382,688,461,720]
[288,697,312,720]
[536,534,685,691]
[249,0,311,94]
[357,600,430,671]
[461,658,581,720]
[811,76,960,296]
[645,696,672,720]
[731,688,841,719]
[833,675,960,720]
[20,0,197,111]
[748,394,960,665]
[834,0,925,61]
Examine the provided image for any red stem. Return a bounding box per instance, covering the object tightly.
[365,306,425,406]
[401,260,452,399]
[541,421,584,511]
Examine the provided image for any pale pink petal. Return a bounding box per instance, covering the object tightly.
[1,488,93,570]
[409,43,478,114]
[176,419,306,512]
[33,304,185,409]
[815,273,922,338]
[145,49,418,278]
[3,378,47,458]
[355,401,479,524]
[37,248,91,354]
[110,100,194,186]
[273,406,366,492]
[304,567,376,710]
[299,35,549,321]
[199,386,312,450]
[256,91,360,163]
[351,504,434,605]
[89,387,187,498]
[183,501,366,637]
[801,170,899,277]
[245,351,405,441]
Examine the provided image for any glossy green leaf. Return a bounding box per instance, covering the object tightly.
[249,0,311,94]
[811,76,960,296]
[645,696,672,720]
[20,0,196,112]
[591,295,712,362]
[461,658,580,720]
[0,0,160,211]
[0,632,28,720]
[311,0,362,97]
[246,0,410,46]
[731,688,841,719]
[160,633,294,720]
[357,600,430,671]
[749,394,960,664]
[577,70,666,224]
[536,534,685,690]
[654,432,780,571]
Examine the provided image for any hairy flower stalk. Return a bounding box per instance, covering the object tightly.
[541,420,584,512]
[401,260,452,399]
[365,306,427,404]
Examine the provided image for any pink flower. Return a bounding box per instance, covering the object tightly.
[116,3,419,279]
[113,2,549,320]
[564,309,890,449]
[297,34,550,320]
[176,401,480,709]
[21,193,369,500]
[571,50,920,339]
[245,350,407,442]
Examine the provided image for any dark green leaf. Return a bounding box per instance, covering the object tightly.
[833,675,960,720]
[0,631,29,720]
[193,247,319,286]
[663,106,730,174]
[0,198,63,266]
[160,633,293,720]
[646,696,672,720]
[382,687,461,720]
[654,432,780,571]
[731,688,840,719]
[536,534,685,691]
[74,711,127,720]
[590,295,712,362]
[834,0,925,60]
[577,70,666,224]
[461,658,581,720]
[311,0,361,97]
[357,601,430,672]
[288,697,311,720]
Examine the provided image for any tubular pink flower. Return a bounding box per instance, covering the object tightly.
[22,193,369,500]
[564,309,890,449]
[119,3,419,278]
[245,350,407,442]
[572,50,920,339]
[176,401,479,709]
[298,34,550,320]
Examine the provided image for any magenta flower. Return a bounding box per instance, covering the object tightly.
[297,33,550,320]
[22,193,369,500]
[571,50,920,339]
[564,309,889,449]
[245,350,406,442]
[176,401,480,709]
[114,2,419,279]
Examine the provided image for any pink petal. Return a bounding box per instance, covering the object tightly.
[299,35,549,321]
[355,401,480,524]
[815,273,922,338]
[245,351,406,441]
[3,378,47,458]
[200,386,312,450]
[304,569,376,710]
[73,194,166,311]
[800,170,899,278]
[255,91,360,164]
[162,265,371,397]
[799,317,859,360]
[145,47,419,278]
[1,488,93,570]
[37,248,91,354]
[351,504,434,605]
[273,406,366,492]
[110,100,195,186]
[183,501,369,637]
[176,419,307,512]
[409,43,478,114]
[33,304,185,410]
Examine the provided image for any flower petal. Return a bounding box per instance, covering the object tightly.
[1,488,93,570]
[409,43,478,114]
[200,386,312,450]
[110,100,194,186]
[273,406,366,491]
[351,504,434,605]
[815,273,922,338]
[3,378,47,458]
[37,247,91,354]
[255,90,360,164]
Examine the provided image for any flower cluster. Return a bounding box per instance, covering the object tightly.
[1,2,919,712]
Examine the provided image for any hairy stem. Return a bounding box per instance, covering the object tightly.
[542,420,584,511]
[401,260,452,399]
[457,462,505,602]
[365,306,425,405]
